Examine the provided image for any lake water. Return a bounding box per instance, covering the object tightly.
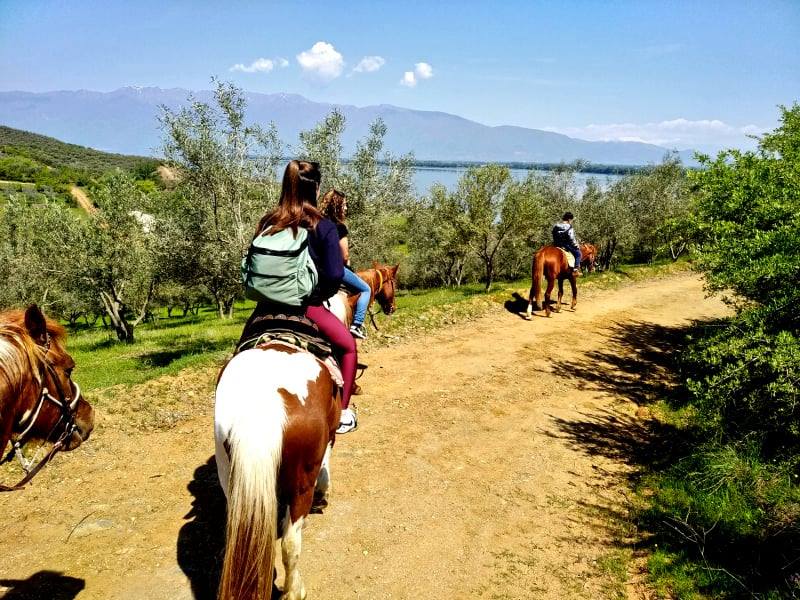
[410,166,623,195]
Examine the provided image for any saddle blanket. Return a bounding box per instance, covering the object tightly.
[559,247,576,268]
[256,340,344,388]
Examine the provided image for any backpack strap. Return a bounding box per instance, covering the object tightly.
[248,239,308,258]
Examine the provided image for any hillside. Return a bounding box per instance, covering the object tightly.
[0,87,697,165]
[0,125,156,175]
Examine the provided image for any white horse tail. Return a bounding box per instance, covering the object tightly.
[216,350,288,600]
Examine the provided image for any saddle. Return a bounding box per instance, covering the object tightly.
[557,247,576,268]
[236,312,343,387]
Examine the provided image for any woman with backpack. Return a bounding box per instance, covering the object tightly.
[319,189,371,340]
[247,160,359,434]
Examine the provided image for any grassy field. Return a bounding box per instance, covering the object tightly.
[67,259,692,397]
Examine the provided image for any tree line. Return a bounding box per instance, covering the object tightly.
[0,81,693,341]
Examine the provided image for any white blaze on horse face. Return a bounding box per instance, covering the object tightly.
[281,508,306,600]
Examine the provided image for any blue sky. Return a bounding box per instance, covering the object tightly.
[1,0,798,151]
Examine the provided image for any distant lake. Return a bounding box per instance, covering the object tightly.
[411,165,624,195]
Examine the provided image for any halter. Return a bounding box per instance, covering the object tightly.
[0,338,82,492]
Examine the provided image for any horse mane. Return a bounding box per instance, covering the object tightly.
[0,310,67,389]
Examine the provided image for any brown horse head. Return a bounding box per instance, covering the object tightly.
[0,305,94,459]
[370,262,399,315]
[580,243,598,272]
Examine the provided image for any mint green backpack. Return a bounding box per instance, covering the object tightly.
[241,226,318,306]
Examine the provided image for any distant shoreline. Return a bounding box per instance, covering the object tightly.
[378,159,662,175]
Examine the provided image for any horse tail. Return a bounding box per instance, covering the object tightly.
[216,351,287,600]
[531,250,545,310]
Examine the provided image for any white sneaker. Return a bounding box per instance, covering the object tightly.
[350,324,367,339]
[336,408,358,434]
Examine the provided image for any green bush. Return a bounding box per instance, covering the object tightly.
[637,104,800,598]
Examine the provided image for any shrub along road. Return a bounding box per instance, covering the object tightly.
[0,273,729,599]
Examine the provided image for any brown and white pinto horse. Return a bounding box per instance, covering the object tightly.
[525,246,578,319]
[214,343,340,600]
[580,243,598,273]
[0,305,94,491]
[213,264,398,599]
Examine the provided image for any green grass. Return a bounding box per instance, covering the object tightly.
[598,549,633,600]
[0,179,36,190]
[69,304,252,392]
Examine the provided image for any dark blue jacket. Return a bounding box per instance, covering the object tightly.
[306,218,344,305]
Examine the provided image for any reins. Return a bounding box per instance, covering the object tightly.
[367,269,385,331]
[0,353,82,492]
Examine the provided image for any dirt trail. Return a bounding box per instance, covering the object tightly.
[70,186,97,214]
[0,274,729,599]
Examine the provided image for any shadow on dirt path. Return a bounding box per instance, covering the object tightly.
[0,571,85,600]
[545,319,715,473]
[176,456,226,600]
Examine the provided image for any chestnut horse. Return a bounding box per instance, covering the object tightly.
[580,243,598,273]
[328,263,399,328]
[525,246,578,319]
[215,343,340,600]
[0,305,94,491]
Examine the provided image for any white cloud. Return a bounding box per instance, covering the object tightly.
[229,57,275,73]
[400,62,434,87]
[545,118,767,152]
[414,62,433,79]
[296,41,344,81]
[276,57,289,68]
[400,71,417,87]
[353,55,385,74]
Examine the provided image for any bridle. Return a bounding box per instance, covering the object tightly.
[0,336,82,492]
[367,269,397,330]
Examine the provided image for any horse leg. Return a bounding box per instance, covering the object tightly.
[557,277,565,312]
[280,506,307,600]
[282,454,322,600]
[282,475,319,600]
[526,284,535,319]
[544,277,555,317]
[570,275,578,311]
[312,441,333,510]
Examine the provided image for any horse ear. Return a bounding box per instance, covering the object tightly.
[24,304,48,346]
[392,264,399,275]
[372,260,379,270]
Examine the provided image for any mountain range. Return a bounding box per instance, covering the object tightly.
[0,87,695,165]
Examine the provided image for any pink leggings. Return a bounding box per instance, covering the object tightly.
[305,304,357,409]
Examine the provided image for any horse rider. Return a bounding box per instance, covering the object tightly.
[552,212,582,275]
[248,160,359,434]
[319,189,371,340]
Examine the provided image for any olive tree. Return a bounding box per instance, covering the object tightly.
[77,172,160,342]
[458,165,542,290]
[160,80,282,318]
[295,111,414,268]
[406,184,474,287]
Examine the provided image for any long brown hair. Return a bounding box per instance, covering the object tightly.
[254,160,323,238]
[319,189,347,223]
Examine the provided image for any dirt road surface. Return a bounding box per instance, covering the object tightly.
[0,274,729,599]
[70,186,97,214]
